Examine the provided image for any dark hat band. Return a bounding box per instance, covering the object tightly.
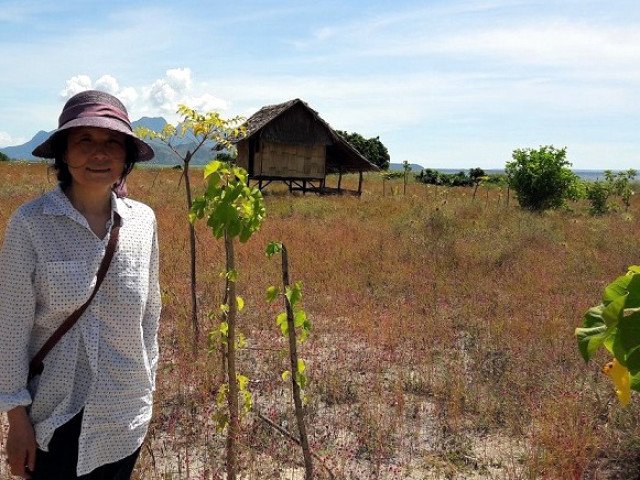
[59,102,132,130]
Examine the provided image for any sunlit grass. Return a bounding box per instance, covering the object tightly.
[1,162,639,478]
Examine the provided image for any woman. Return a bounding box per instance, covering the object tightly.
[0,90,161,479]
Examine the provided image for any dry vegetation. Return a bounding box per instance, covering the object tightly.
[1,162,640,479]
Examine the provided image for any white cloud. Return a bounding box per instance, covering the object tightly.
[60,75,92,99]
[58,69,230,125]
[143,68,196,113]
[94,75,120,94]
[187,93,228,112]
[146,79,177,110]
[117,87,139,108]
[165,68,192,91]
[0,131,13,147]
[433,23,640,71]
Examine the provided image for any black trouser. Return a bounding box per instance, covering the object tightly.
[32,411,140,480]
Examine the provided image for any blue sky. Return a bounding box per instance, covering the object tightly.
[1,0,639,169]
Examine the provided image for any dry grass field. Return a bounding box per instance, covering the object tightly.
[1,162,640,479]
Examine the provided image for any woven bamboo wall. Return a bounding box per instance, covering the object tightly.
[256,141,325,179]
[236,141,249,171]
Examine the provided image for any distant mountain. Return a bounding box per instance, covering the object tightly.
[389,162,424,173]
[1,130,50,161]
[131,116,167,133]
[0,117,222,166]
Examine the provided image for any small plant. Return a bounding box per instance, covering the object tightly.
[138,107,245,348]
[189,160,265,480]
[575,266,640,406]
[266,241,314,480]
[402,161,412,195]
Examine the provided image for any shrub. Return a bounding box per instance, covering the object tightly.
[485,173,508,186]
[605,169,636,211]
[505,145,581,211]
[415,168,475,187]
[0,152,10,162]
[586,181,611,215]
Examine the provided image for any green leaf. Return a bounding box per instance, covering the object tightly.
[626,346,640,375]
[266,241,283,259]
[576,325,608,362]
[219,304,230,314]
[299,328,309,343]
[631,370,640,392]
[213,412,229,431]
[576,305,609,362]
[603,270,640,309]
[297,358,306,374]
[237,374,249,391]
[625,273,640,308]
[282,370,291,381]
[603,294,626,328]
[219,321,229,336]
[285,281,303,307]
[236,296,245,312]
[203,160,221,179]
[295,372,307,389]
[266,286,279,302]
[276,312,289,335]
[241,390,253,413]
[294,309,307,328]
[226,269,239,282]
[614,310,640,372]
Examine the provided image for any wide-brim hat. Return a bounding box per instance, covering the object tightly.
[32,89,154,161]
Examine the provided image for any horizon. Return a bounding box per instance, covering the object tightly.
[1,0,639,170]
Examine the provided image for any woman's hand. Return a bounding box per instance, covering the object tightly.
[6,406,36,479]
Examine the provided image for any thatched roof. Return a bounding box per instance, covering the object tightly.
[234,99,379,173]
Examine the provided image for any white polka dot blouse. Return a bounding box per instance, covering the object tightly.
[0,186,161,476]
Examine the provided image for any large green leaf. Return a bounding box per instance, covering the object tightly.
[576,324,608,362]
[576,304,609,362]
[614,310,640,372]
[631,370,640,392]
[625,274,640,308]
[604,269,640,309]
[602,294,626,328]
[604,273,633,305]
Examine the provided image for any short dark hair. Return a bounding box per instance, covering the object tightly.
[50,129,138,191]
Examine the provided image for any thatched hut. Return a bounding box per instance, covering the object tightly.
[233,99,379,194]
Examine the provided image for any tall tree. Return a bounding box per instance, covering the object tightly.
[336,130,390,170]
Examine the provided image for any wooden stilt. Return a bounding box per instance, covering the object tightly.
[358,170,363,196]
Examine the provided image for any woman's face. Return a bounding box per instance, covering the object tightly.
[65,127,127,192]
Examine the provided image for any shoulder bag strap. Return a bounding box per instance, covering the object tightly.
[28,212,122,380]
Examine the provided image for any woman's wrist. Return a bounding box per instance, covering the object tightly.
[7,406,28,424]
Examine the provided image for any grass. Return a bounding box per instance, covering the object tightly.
[1,162,640,479]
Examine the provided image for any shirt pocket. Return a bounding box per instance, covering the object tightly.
[100,255,148,318]
[43,260,91,315]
